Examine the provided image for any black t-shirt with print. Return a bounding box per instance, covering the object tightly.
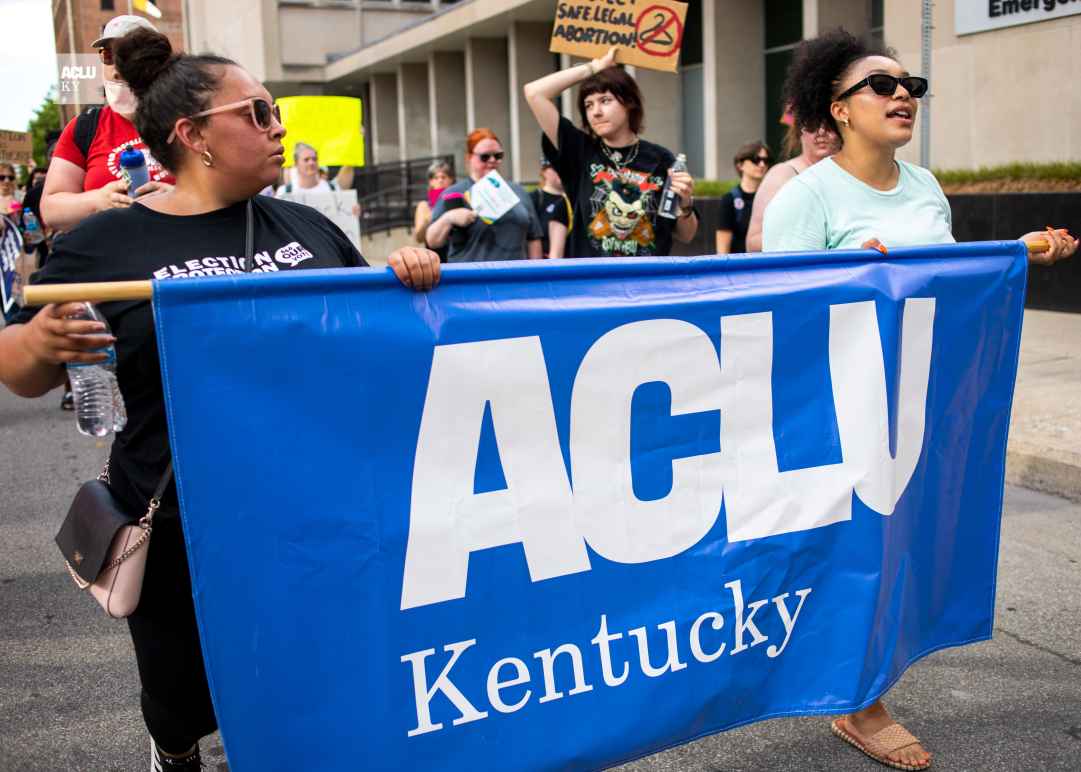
[542,115,677,259]
[529,188,572,256]
[717,185,756,254]
[12,196,364,516]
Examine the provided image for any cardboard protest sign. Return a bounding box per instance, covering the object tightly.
[549,0,688,73]
[278,189,361,250]
[0,130,33,165]
[278,96,365,168]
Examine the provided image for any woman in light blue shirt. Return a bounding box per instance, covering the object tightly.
[763,29,1076,772]
[764,31,1075,263]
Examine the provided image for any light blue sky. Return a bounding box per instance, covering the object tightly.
[0,0,60,133]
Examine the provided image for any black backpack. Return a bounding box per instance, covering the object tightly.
[73,107,102,159]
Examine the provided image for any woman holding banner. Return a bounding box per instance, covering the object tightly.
[523,49,698,258]
[0,27,439,771]
[763,28,1076,772]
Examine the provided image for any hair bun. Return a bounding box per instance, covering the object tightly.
[113,27,175,97]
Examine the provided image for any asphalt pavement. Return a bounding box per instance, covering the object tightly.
[1,380,1079,771]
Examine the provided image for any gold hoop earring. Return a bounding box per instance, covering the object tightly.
[201,150,214,168]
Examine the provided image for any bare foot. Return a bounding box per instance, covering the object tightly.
[843,700,931,769]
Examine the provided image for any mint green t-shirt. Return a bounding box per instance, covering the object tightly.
[762,157,954,252]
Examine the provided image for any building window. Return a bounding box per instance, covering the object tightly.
[101,0,114,9]
[763,0,802,157]
[869,0,885,46]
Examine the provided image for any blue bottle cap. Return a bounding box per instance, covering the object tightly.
[119,148,147,168]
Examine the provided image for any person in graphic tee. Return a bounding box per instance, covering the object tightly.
[715,141,771,254]
[426,128,543,262]
[763,29,1076,772]
[42,15,176,234]
[524,48,698,258]
[530,156,571,258]
[0,27,440,772]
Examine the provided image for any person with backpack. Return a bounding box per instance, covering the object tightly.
[41,15,175,234]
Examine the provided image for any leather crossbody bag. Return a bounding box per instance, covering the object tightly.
[56,461,172,618]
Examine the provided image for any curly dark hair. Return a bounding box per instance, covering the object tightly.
[113,27,236,172]
[781,28,895,138]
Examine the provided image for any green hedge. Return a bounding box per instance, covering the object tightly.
[932,162,1081,186]
[695,179,738,197]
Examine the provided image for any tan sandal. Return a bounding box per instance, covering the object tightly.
[831,717,932,771]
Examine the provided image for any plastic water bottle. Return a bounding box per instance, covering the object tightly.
[119,148,149,197]
[65,303,127,437]
[22,208,44,245]
[657,153,688,220]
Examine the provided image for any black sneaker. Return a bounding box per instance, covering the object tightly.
[60,390,74,411]
[150,740,203,771]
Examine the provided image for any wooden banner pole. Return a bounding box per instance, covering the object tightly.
[16,241,1053,307]
[20,280,153,307]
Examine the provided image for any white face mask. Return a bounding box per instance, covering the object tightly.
[104,80,138,118]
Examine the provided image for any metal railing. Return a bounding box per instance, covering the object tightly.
[352,155,456,235]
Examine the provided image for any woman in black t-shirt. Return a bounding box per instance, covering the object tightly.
[0,28,439,771]
[524,49,699,258]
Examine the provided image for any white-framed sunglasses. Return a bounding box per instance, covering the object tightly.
[166,97,281,144]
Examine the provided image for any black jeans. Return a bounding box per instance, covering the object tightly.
[126,514,218,754]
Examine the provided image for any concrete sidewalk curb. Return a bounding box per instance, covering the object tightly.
[1006,442,1081,502]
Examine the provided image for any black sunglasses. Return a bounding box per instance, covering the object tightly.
[477,152,504,162]
[837,73,929,100]
[0,174,15,182]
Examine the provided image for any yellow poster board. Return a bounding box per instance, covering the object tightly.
[278,96,365,168]
[549,0,689,73]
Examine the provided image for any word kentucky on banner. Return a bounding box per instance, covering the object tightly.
[153,242,1027,772]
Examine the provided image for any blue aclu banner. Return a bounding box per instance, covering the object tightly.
[154,242,1027,772]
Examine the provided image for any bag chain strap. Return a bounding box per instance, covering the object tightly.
[92,460,173,573]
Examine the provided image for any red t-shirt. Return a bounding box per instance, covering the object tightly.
[52,106,175,192]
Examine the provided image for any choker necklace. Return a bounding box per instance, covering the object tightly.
[601,139,640,170]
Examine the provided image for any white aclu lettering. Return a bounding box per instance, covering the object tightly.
[60,65,97,80]
[400,578,813,736]
[400,299,935,610]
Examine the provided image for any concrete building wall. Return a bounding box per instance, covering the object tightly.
[370,72,400,164]
[465,38,511,176]
[398,62,432,160]
[360,7,434,47]
[428,52,467,161]
[635,69,682,156]
[277,6,360,68]
[508,22,554,183]
[886,0,1081,169]
[817,0,871,36]
[702,0,765,179]
[187,0,267,78]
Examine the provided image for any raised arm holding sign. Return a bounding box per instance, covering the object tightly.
[523,48,698,258]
